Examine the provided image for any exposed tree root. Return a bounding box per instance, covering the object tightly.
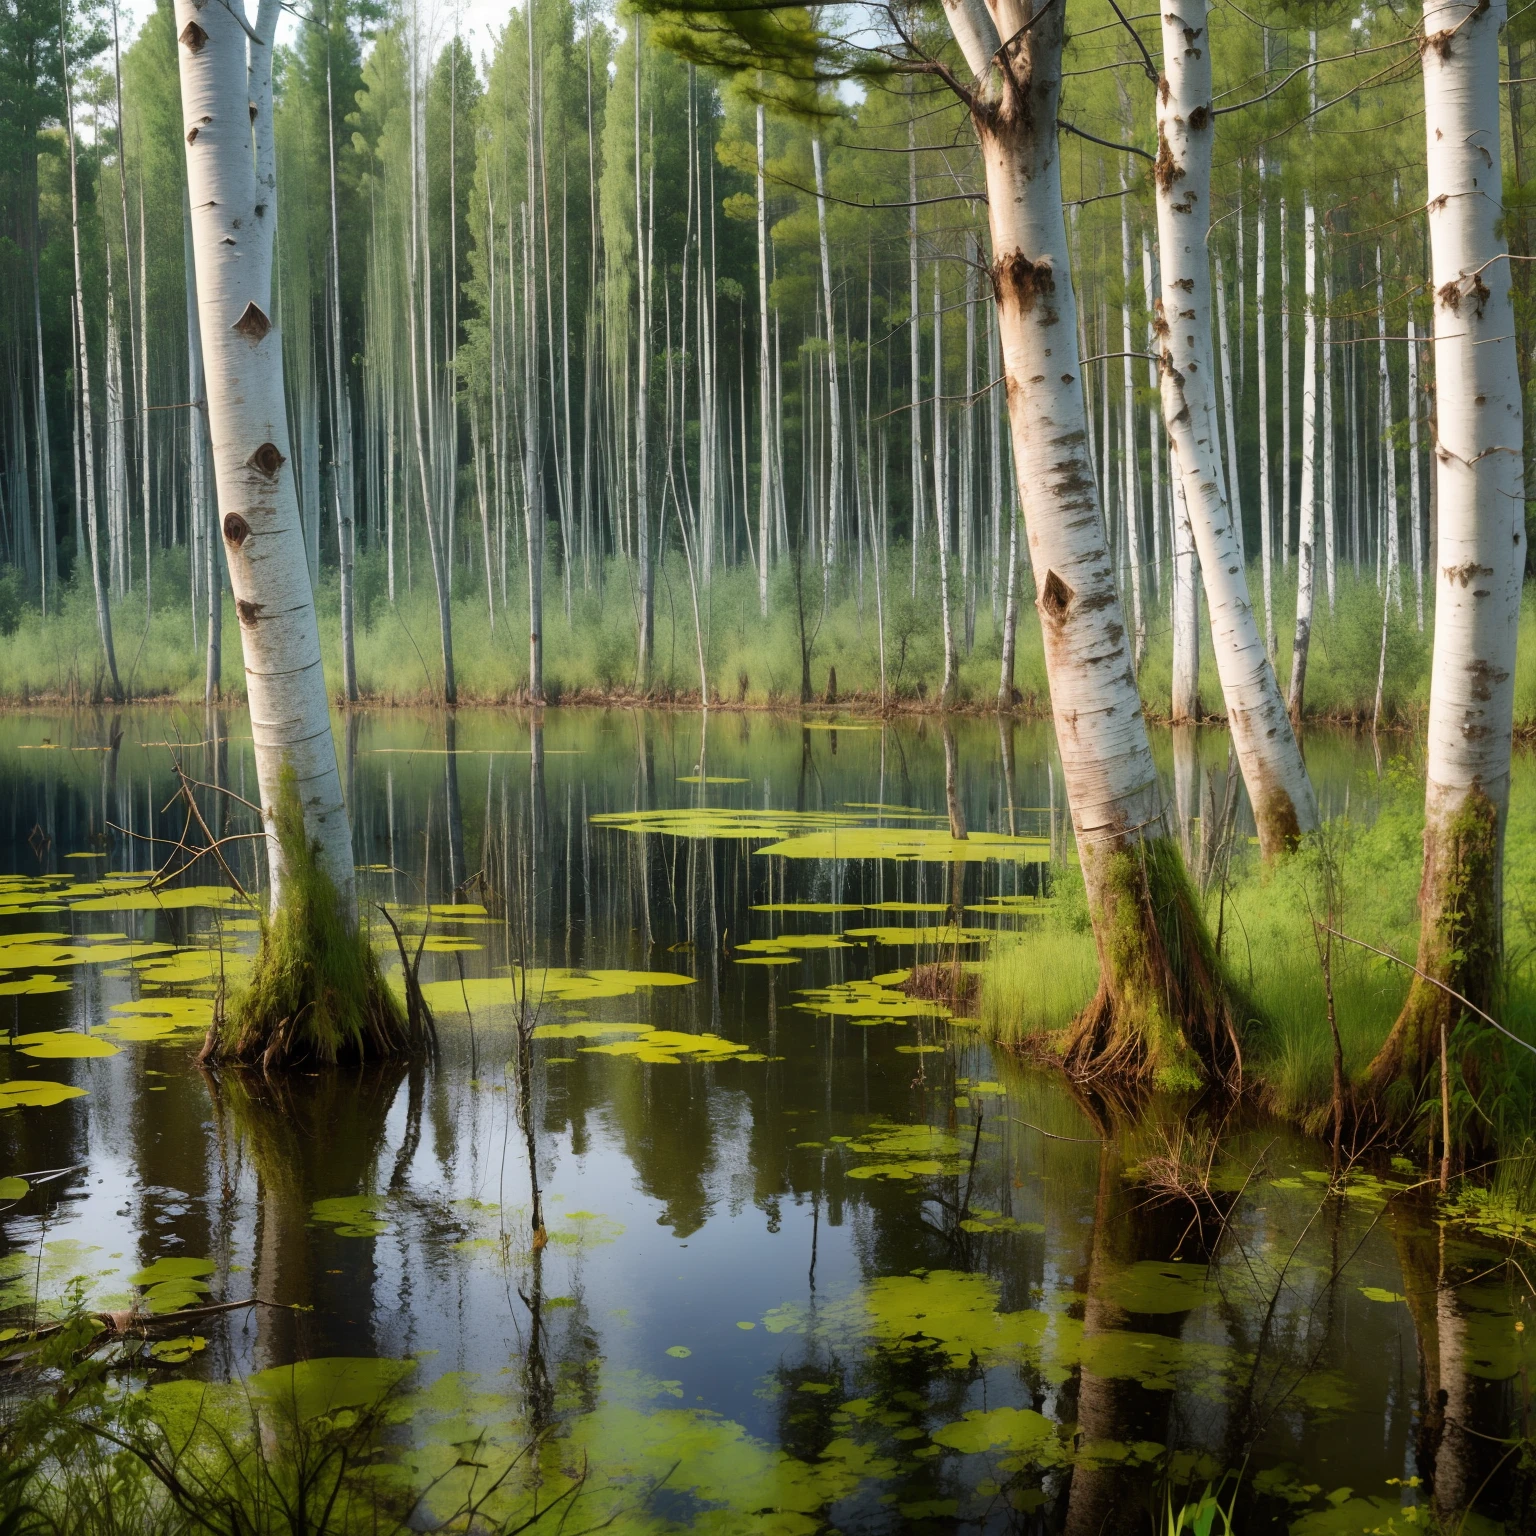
[1061,835,1245,1093]
[199,772,433,1070]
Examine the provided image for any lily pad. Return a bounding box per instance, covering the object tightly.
[0,1079,87,1109]
[311,1195,391,1238]
[14,1031,119,1060]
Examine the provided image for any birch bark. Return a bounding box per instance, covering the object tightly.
[1369,0,1524,1096]
[950,0,1233,1085]
[1152,0,1317,854]
[175,0,353,910]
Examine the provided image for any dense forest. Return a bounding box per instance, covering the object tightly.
[0,0,1515,719]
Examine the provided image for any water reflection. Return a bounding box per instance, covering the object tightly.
[0,708,1525,1531]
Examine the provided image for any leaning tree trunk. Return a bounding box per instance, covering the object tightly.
[1152,0,1318,857]
[176,0,409,1066]
[1367,0,1524,1103]
[948,0,1235,1088]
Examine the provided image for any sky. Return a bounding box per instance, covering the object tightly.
[114,0,594,78]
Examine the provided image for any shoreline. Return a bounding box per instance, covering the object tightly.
[0,683,1453,736]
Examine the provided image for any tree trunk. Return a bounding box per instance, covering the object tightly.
[1408,314,1425,628]
[1152,0,1317,857]
[1288,197,1319,722]
[812,138,841,615]
[949,2,1234,1088]
[62,24,121,701]
[756,101,771,618]
[1170,473,1200,723]
[933,265,958,702]
[1257,186,1274,655]
[1120,190,1144,669]
[1368,0,1524,1104]
[176,0,349,910]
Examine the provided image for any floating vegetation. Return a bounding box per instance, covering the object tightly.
[759,826,1050,864]
[419,966,693,1014]
[582,1027,759,1065]
[311,1195,392,1238]
[736,934,852,953]
[11,1031,119,1060]
[676,774,748,784]
[734,956,800,966]
[130,1255,216,1315]
[0,1078,87,1109]
[794,978,948,1020]
[532,1020,649,1041]
[964,894,1055,915]
[840,1122,970,1180]
[591,805,862,841]
[862,901,953,913]
[132,948,233,986]
[844,925,994,947]
[0,974,69,996]
[418,936,483,953]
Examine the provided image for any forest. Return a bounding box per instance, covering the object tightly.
[1,0,1535,1532]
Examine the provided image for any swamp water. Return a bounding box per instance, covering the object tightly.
[0,708,1529,1534]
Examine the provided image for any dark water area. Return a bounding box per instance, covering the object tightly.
[0,708,1527,1534]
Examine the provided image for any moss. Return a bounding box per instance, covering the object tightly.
[1366,783,1503,1109]
[202,767,418,1069]
[1063,835,1239,1091]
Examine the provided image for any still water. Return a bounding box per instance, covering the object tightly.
[0,709,1527,1533]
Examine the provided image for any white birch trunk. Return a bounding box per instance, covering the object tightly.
[1152,0,1317,852]
[1141,233,1163,596]
[1371,0,1525,1088]
[1408,314,1425,628]
[932,264,957,701]
[947,0,1227,1082]
[175,0,353,912]
[1280,197,1292,569]
[1213,250,1244,560]
[1257,188,1274,655]
[1120,193,1143,667]
[63,25,120,699]
[756,101,771,617]
[1377,247,1402,611]
[909,114,924,595]
[1288,197,1319,720]
[1170,471,1200,724]
[1322,254,1336,609]
[812,138,841,612]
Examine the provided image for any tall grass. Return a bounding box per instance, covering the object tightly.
[7,545,1536,724]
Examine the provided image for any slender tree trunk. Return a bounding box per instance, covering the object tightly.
[812,138,841,615]
[62,14,121,701]
[908,111,924,596]
[175,0,353,907]
[1288,196,1319,722]
[1214,249,1244,560]
[1280,197,1292,570]
[933,265,958,702]
[1257,185,1274,655]
[1152,3,1316,854]
[326,45,357,703]
[1170,473,1200,723]
[1120,190,1143,669]
[945,2,1233,1086]
[1368,0,1524,1103]
[1408,314,1425,629]
[756,100,771,617]
[1141,233,1163,597]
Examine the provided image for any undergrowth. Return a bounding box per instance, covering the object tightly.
[973,754,1536,1160]
[5,545,1533,725]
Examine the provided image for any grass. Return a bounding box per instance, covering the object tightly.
[4,542,1534,725]
[972,756,1536,1158]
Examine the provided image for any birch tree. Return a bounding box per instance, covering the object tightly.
[1150,0,1317,856]
[175,0,411,1064]
[1368,0,1524,1103]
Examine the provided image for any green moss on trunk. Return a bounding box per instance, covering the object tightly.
[1062,835,1241,1092]
[200,769,420,1070]
[1365,784,1502,1109]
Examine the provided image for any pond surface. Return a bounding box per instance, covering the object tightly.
[0,708,1528,1534]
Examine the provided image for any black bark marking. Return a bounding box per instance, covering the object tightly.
[991,252,1056,313]
[223,513,251,547]
[179,20,208,51]
[236,599,264,627]
[247,442,286,478]
[233,302,272,343]
[1040,569,1074,620]
[1188,104,1210,131]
